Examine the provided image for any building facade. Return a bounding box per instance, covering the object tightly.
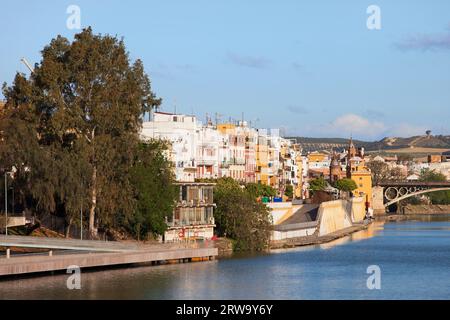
[346,139,373,207]
[164,182,216,242]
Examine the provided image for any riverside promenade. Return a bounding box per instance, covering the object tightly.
[0,235,217,277]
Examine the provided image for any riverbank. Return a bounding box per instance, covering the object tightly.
[270,223,368,249]
[402,204,450,214]
[376,212,450,222]
[268,197,368,249]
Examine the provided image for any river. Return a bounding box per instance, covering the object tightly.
[1,215,450,300]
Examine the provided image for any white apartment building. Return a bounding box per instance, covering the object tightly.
[197,124,221,179]
[141,112,199,182]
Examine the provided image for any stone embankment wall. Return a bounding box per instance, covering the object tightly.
[403,204,450,214]
[316,197,365,236]
[270,198,366,242]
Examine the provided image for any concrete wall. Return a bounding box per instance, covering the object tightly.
[268,202,304,225]
[317,200,352,236]
[350,197,366,222]
[272,227,316,241]
[0,216,26,228]
[270,198,366,241]
[164,226,214,242]
[372,186,386,215]
[317,197,365,237]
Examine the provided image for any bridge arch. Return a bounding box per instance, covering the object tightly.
[384,187,450,207]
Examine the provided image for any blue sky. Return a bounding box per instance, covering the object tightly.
[1,0,450,140]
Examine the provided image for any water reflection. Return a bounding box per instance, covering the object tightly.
[1,216,450,299]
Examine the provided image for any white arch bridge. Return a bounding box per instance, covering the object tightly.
[379,181,450,207]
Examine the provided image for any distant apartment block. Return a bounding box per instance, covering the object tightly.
[141,112,304,198]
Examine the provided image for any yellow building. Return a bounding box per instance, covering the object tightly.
[294,149,304,199]
[256,133,269,185]
[216,123,236,134]
[307,152,327,163]
[346,139,372,207]
[217,123,246,182]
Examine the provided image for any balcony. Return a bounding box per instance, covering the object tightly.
[197,159,216,166]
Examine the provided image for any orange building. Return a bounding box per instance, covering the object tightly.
[346,139,372,207]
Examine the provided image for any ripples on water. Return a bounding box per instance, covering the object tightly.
[1,216,450,300]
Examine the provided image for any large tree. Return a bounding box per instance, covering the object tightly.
[1,28,161,237]
[367,160,390,186]
[367,160,406,186]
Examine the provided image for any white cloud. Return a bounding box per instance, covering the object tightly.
[284,113,431,140]
[324,114,386,139]
[386,123,428,137]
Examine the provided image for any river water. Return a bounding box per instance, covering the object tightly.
[1,215,450,300]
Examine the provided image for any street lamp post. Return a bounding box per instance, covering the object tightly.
[80,202,83,241]
[80,182,83,240]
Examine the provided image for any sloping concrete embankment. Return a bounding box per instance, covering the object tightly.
[317,197,366,236]
[271,197,367,247]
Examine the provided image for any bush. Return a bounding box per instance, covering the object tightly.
[245,182,277,198]
[213,178,272,251]
[419,169,450,205]
[334,178,358,192]
[309,177,327,192]
[284,185,294,199]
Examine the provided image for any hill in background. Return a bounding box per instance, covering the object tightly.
[287,134,450,154]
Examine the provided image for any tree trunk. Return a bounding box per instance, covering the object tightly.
[89,166,97,237]
[65,217,73,238]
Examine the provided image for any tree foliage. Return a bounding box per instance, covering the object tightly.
[126,141,177,239]
[309,177,326,192]
[284,184,294,199]
[245,182,277,198]
[212,178,272,251]
[334,178,358,192]
[367,160,406,186]
[419,168,450,204]
[0,28,161,237]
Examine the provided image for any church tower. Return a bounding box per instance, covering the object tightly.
[330,151,342,183]
[346,137,357,177]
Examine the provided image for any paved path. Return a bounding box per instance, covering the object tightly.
[270,224,368,249]
[0,235,213,253]
[0,235,218,277]
[0,247,218,277]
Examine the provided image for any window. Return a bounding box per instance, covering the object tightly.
[174,207,180,221]
[181,208,189,225]
[181,186,188,201]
